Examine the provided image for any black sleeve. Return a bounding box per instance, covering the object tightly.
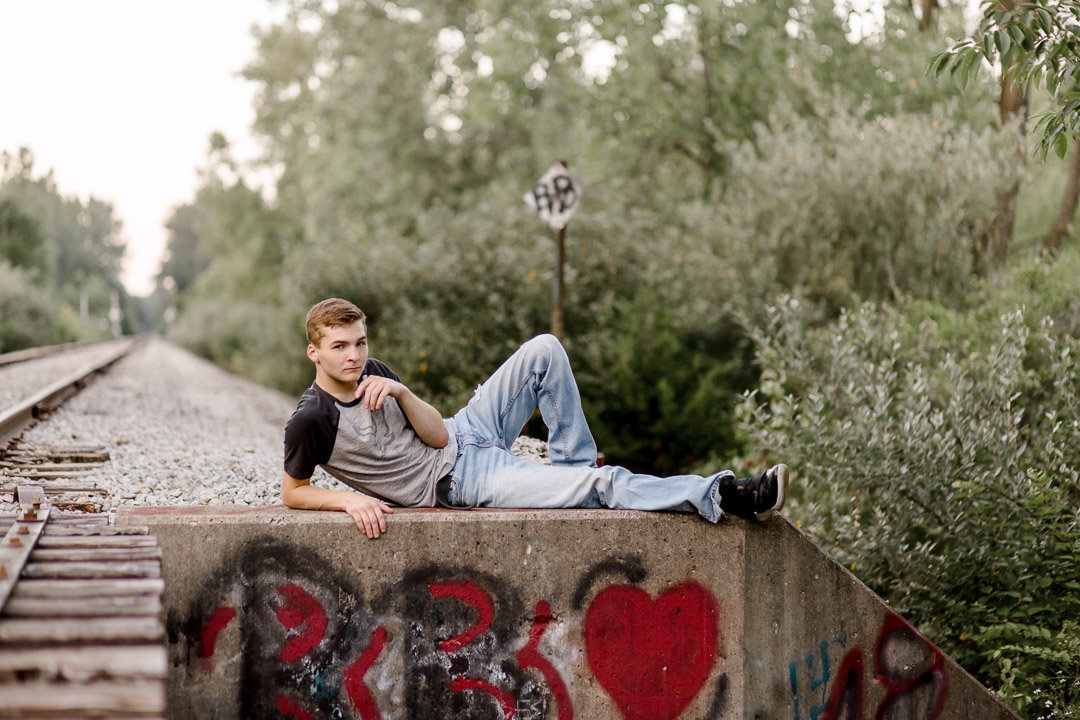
[283,390,337,479]
[364,358,401,382]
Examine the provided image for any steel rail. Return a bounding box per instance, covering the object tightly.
[0,486,50,615]
[0,340,138,449]
[0,341,94,368]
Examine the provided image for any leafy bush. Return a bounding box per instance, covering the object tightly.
[172,298,308,393]
[737,255,1080,717]
[573,287,755,475]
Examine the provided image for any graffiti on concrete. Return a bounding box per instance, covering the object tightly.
[869,613,948,720]
[820,647,864,720]
[172,538,385,719]
[390,565,555,720]
[584,581,719,720]
[789,613,949,720]
[170,539,725,720]
[518,600,573,720]
[789,634,849,720]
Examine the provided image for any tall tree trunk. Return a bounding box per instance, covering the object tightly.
[915,0,939,31]
[975,67,1029,275]
[1045,142,1080,255]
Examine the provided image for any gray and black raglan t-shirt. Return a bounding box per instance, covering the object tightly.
[283,358,456,507]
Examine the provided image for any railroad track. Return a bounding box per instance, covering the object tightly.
[0,339,138,451]
[0,341,94,369]
[0,341,166,718]
[0,486,166,718]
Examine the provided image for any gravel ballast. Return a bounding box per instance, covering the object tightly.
[12,337,296,511]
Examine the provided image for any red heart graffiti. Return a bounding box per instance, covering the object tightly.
[584,581,719,720]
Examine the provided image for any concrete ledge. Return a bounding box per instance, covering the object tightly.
[117,505,1018,720]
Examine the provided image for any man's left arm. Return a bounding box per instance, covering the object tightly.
[355,376,449,448]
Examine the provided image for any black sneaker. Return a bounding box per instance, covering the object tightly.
[717,464,790,521]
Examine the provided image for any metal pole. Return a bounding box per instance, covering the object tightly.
[552,225,566,340]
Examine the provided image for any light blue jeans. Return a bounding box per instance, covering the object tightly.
[443,334,732,522]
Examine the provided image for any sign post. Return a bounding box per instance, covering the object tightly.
[524,162,579,340]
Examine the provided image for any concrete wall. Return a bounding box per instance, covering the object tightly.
[115,505,1018,720]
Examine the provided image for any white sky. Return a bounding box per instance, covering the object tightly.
[0,1,282,296]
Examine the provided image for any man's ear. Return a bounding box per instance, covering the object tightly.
[306,344,319,363]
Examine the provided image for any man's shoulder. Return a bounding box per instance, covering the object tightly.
[286,384,338,431]
[283,384,338,476]
[364,358,400,382]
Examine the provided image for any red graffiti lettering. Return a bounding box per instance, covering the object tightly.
[427,579,494,652]
[584,581,719,720]
[451,676,516,719]
[517,601,573,720]
[821,613,949,720]
[822,648,864,720]
[276,694,316,720]
[275,582,327,663]
[199,606,237,659]
[343,626,388,720]
[874,614,948,720]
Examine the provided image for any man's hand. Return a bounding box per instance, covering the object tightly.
[281,473,396,540]
[355,375,449,449]
[343,493,395,539]
[355,375,404,410]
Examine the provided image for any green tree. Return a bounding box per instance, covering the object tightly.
[159,203,211,293]
[167,134,304,389]
[933,0,1080,159]
[932,0,1080,257]
[0,196,46,273]
[0,148,126,317]
[0,261,71,352]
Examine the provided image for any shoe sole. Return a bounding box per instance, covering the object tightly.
[755,464,789,522]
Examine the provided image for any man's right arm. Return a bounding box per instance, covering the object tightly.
[281,473,395,539]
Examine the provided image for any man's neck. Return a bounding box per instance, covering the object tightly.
[314,373,358,403]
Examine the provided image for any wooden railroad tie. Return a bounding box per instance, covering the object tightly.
[0,485,166,719]
[0,445,113,513]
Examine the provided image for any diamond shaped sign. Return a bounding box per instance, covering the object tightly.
[524,162,580,230]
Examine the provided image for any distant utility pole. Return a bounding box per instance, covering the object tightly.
[109,289,122,338]
[524,161,580,340]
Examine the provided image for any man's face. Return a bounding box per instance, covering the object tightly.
[307,320,369,388]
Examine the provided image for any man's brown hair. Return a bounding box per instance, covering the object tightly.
[306,298,367,346]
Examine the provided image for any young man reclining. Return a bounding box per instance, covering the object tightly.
[283,298,789,538]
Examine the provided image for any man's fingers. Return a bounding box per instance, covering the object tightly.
[368,504,393,537]
[355,377,376,400]
[350,509,374,538]
[349,501,393,539]
[346,505,374,538]
[356,378,390,409]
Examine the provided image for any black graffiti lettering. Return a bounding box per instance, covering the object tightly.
[703,673,730,719]
[170,536,377,720]
[570,555,646,610]
[383,565,549,720]
[175,544,735,720]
